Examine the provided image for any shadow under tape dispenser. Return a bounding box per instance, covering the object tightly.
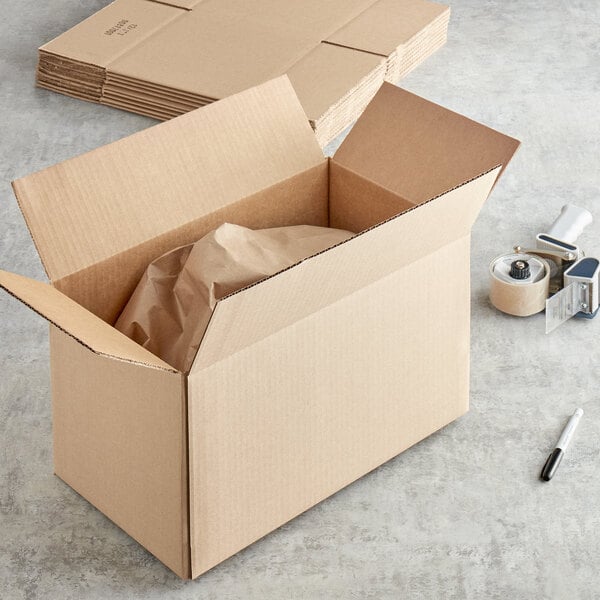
[489,204,599,333]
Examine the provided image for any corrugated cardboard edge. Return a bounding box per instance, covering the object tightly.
[181,375,192,578]
[11,181,51,280]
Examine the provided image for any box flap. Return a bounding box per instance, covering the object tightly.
[190,167,500,372]
[12,76,323,282]
[333,83,520,203]
[0,269,176,372]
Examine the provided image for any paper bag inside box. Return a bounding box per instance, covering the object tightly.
[0,77,519,578]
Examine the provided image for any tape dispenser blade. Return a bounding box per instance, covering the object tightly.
[545,282,587,333]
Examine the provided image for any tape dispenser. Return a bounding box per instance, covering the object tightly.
[489,204,599,333]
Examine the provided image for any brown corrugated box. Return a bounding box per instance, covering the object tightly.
[0,76,519,578]
[36,0,450,147]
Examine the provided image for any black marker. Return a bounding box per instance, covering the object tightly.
[540,408,583,481]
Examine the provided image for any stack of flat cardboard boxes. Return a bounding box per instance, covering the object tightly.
[36,0,450,146]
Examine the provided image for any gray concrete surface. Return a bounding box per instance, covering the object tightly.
[1,1,600,598]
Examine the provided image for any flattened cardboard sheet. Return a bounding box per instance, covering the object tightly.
[12,77,323,282]
[327,0,449,56]
[105,0,386,101]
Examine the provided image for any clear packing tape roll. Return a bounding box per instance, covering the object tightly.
[489,254,550,317]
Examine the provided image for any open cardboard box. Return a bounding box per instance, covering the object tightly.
[0,77,519,578]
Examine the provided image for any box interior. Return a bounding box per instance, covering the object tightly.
[55,160,332,330]
[52,154,435,372]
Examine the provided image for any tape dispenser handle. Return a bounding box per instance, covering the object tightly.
[547,204,593,244]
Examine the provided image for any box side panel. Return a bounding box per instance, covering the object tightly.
[188,234,471,576]
[50,327,189,578]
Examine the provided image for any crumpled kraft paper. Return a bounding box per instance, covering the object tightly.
[115,223,353,372]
